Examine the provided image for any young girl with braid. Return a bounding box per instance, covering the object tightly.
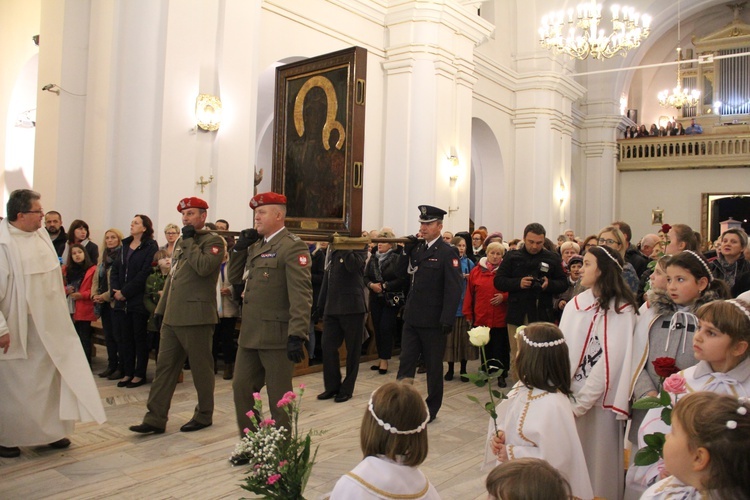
[629,251,730,450]
[329,382,439,499]
[560,245,638,500]
[485,322,593,500]
[628,299,750,495]
[641,392,750,499]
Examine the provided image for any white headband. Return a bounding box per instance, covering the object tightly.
[600,247,623,270]
[683,250,713,282]
[727,300,750,322]
[368,388,429,435]
[517,326,566,348]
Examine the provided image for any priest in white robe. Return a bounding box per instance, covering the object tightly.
[0,189,106,459]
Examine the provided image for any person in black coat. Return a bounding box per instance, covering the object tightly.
[110,215,159,388]
[307,242,327,360]
[364,230,408,374]
[396,205,462,422]
[316,247,368,403]
[494,222,568,382]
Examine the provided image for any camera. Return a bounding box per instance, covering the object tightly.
[531,262,550,291]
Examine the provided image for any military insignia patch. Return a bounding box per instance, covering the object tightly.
[298,255,308,266]
[210,246,221,255]
[452,259,459,267]
[260,252,277,258]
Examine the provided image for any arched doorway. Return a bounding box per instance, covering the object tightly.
[470,117,505,232]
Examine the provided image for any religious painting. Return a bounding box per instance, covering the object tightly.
[272,46,367,236]
[651,208,664,225]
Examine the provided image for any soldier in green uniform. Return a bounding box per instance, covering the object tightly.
[129,197,224,434]
[228,192,312,439]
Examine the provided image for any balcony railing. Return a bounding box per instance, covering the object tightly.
[617,133,750,171]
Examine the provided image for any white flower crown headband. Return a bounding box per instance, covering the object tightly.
[516,325,566,348]
[599,246,623,270]
[683,250,714,282]
[368,388,430,435]
[727,299,750,322]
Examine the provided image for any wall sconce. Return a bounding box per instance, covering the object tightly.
[447,151,460,215]
[195,94,222,131]
[448,155,460,182]
[555,179,567,205]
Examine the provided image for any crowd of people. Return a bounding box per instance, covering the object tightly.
[622,118,704,139]
[2,188,749,499]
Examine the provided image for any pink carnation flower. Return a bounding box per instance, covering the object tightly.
[267,473,282,485]
[278,460,288,468]
[277,398,292,408]
[253,392,262,401]
[243,427,250,434]
[299,383,306,389]
[662,373,687,395]
[259,418,276,427]
[283,391,297,401]
[245,410,254,418]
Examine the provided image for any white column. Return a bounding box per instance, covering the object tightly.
[580,114,622,233]
[381,1,492,235]
[511,80,582,238]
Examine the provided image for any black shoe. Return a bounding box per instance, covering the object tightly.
[460,371,469,383]
[0,445,21,458]
[444,371,454,381]
[98,367,115,378]
[126,378,147,388]
[317,390,338,400]
[107,370,123,380]
[229,454,250,466]
[334,393,352,403]
[117,378,132,387]
[129,423,165,434]
[428,414,436,424]
[378,368,388,375]
[180,419,212,432]
[48,438,71,449]
[497,377,507,388]
[370,365,380,371]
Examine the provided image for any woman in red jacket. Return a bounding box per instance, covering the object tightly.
[463,242,509,387]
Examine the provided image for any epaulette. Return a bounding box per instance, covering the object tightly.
[287,233,301,242]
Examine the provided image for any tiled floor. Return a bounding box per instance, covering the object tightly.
[1,355,499,499]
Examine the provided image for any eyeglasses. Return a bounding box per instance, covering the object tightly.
[472,236,482,241]
[165,231,179,236]
[598,238,619,246]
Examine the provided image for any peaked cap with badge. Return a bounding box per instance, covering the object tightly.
[418,205,447,223]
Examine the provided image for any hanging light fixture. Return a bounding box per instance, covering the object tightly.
[539,1,651,60]
[658,0,700,109]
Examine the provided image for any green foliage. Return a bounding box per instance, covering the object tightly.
[465,346,507,434]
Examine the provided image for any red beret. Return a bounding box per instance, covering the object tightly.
[249,192,287,209]
[177,197,209,212]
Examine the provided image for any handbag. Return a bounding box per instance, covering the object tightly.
[384,291,405,307]
[372,254,404,307]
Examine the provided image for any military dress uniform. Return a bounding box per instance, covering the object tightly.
[142,230,224,430]
[397,206,462,421]
[228,227,312,434]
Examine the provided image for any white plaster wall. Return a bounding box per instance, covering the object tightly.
[618,168,750,243]
[0,0,40,213]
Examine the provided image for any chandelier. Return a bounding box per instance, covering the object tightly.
[539,1,652,60]
[658,0,700,109]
